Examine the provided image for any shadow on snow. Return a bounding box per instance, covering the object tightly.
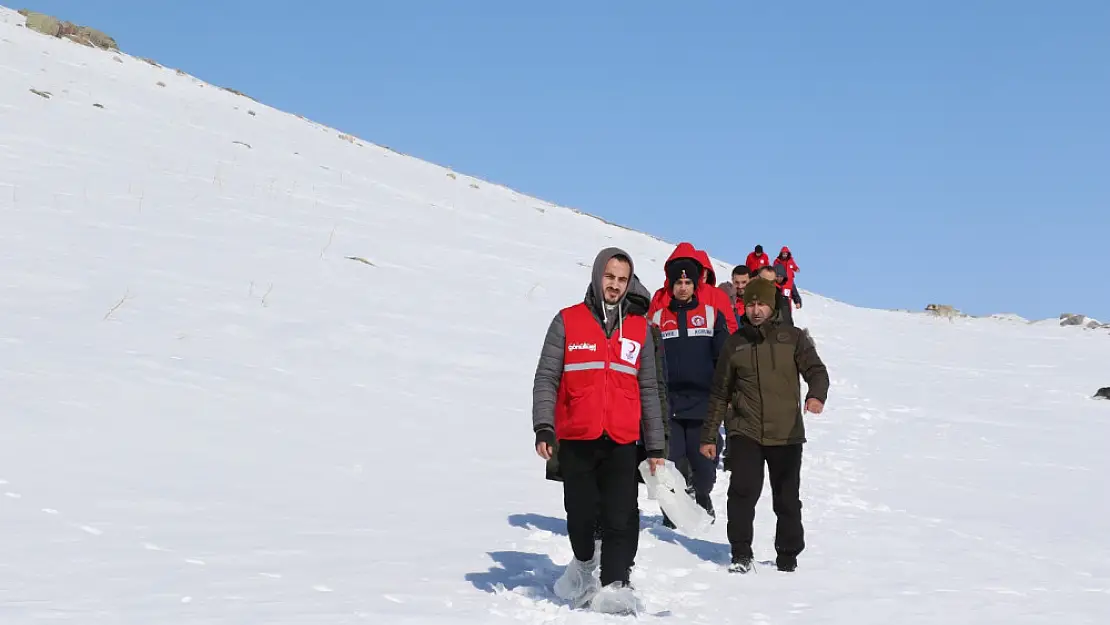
[465,549,561,598]
[507,513,567,536]
[467,512,728,599]
[648,525,731,566]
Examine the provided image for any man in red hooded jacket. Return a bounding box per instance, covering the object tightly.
[774,247,800,284]
[648,243,738,334]
[745,245,771,273]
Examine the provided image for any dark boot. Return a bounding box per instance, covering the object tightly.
[695,493,716,521]
[661,512,676,529]
[777,555,797,572]
[728,556,753,574]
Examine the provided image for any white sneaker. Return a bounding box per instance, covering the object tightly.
[553,557,600,608]
[589,581,643,615]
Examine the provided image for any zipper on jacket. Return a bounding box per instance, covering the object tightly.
[754,335,766,444]
[769,326,778,371]
[602,324,610,440]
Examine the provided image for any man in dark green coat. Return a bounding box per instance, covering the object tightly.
[699,278,829,574]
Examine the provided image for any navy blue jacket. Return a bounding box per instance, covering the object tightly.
[652,294,730,421]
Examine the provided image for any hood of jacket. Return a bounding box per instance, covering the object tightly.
[694,249,716,284]
[663,242,708,284]
[779,246,792,258]
[624,274,652,316]
[663,242,703,270]
[583,246,635,319]
[718,281,736,304]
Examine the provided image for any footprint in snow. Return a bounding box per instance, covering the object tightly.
[666,568,691,578]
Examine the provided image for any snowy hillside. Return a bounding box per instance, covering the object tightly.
[1,7,1108,624]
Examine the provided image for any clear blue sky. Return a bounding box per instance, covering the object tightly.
[31,0,1110,320]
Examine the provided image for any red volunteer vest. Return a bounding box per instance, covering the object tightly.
[555,302,647,445]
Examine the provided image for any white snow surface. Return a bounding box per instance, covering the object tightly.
[1,7,1108,623]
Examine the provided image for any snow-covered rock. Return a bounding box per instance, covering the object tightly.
[987,312,1029,323]
[1060,313,1106,329]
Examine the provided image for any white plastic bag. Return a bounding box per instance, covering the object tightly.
[638,459,713,535]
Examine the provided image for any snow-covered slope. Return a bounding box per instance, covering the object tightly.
[1,7,1108,624]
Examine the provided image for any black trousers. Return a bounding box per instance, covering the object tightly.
[559,437,639,586]
[669,419,721,497]
[725,435,804,561]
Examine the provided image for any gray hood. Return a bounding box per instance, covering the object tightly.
[589,246,634,306]
[580,246,635,335]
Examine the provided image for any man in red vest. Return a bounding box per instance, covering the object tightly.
[532,247,666,611]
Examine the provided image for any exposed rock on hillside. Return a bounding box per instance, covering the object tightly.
[19,9,117,50]
[1059,313,1106,329]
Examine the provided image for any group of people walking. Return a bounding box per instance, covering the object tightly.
[530,242,830,612]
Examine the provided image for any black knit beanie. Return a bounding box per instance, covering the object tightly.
[666,259,701,289]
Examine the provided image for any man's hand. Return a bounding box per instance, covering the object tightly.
[648,457,665,475]
[699,444,716,460]
[536,442,554,460]
[805,398,824,414]
[795,302,802,310]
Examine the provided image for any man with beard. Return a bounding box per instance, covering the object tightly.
[532,247,666,612]
[700,278,829,574]
[757,265,802,327]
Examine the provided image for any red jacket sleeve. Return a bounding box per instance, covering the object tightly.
[712,287,738,333]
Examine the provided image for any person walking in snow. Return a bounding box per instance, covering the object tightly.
[718,264,754,468]
[773,264,803,311]
[691,248,736,330]
[774,246,800,280]
[698,278,829,574]
[650,257,729,522]
[532,247,666,610]
[730,265,753,326]
[746,245,771,273]
[757,265,801,327]
[648,242,738,334]
[544,271,672,559]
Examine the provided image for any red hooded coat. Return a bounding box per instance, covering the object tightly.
[746,251,771,273]
[775,246,800,291]
[648,243,739,333]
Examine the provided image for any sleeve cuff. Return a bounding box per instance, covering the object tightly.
[647,449,664,458]
[534,428,556,447]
